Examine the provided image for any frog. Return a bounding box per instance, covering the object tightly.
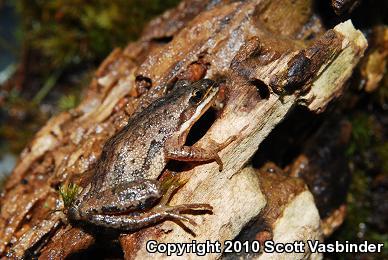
[67,79,233,231]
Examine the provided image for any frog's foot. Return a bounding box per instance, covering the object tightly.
[209,135,237,171]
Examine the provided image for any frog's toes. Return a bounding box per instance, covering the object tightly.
[177,203,213,212]
[165,213,197,226]
[160,203,213,227]
[155,203,213,215]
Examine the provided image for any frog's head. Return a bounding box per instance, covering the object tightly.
[177,79,220,133]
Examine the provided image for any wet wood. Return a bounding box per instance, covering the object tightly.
[0,0,367,258]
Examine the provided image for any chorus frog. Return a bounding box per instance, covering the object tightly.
[68,79,232,231]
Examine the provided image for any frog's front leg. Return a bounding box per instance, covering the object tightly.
[164,134,236,171]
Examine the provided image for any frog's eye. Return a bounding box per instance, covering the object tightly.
[189,90,205,104]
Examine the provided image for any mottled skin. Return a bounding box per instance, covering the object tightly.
[68,79,230,231]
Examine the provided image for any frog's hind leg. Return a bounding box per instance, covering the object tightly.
[88,203,211,231]
[88,210,194,230]
[89,183,212,231]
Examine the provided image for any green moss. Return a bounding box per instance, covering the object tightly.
[338,169,370,238]
[336,111,388,258]
[14,0,180,70]
[376,142,388,172]
[59,183,81,208]
[0,90,48,154]
[1,0,181,158]
[346,113,374,157]
[58,94,78,111]
[334,168,388,257]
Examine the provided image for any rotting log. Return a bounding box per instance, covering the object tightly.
[0,0,367,259]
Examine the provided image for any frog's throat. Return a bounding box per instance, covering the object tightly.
[177,88,219,135]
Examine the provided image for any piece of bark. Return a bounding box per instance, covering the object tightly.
[258,190,322,260]
[119,19,366,259]
[0,0,367,258]
[321,205,347,237]
[360,25,388,92]
[226,162,322,260]
[38,227,95,259]
[126,167,265,260]
[8,212,62,258]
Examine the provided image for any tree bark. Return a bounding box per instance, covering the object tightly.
[0,0,367,259]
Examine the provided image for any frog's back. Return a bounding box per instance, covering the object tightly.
[92,94,184,191]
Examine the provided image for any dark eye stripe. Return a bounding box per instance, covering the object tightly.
[190,91,204,103]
